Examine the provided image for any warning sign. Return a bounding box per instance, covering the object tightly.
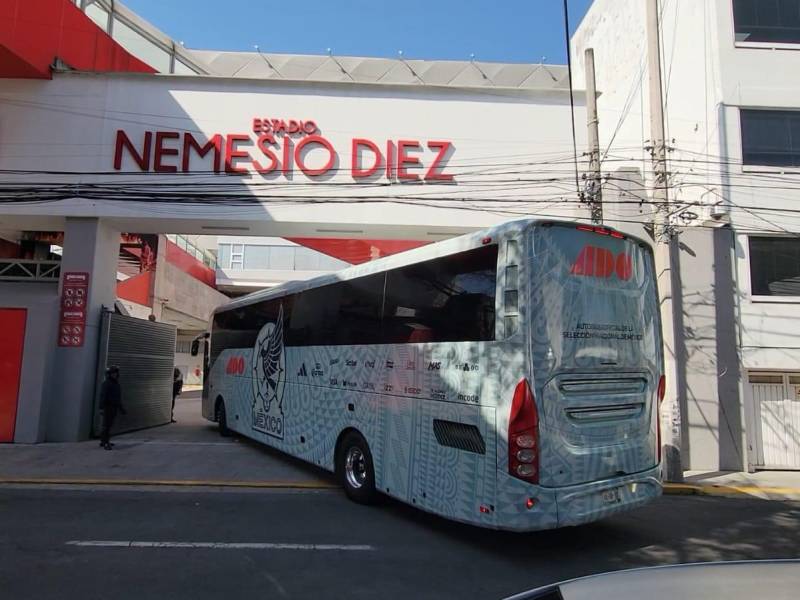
[58,272,90,347]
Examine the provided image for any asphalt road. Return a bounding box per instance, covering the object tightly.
[1,486,799,599]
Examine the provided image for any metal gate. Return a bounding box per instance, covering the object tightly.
[750,372,800,469]
[93,311,177,436]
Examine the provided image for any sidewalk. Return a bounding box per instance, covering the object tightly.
[664,470,800,501]
[0,392,335,490]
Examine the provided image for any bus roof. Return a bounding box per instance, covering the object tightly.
[214,218,637,315]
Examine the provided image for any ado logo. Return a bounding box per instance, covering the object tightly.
[226,356,246,375]
[570,246,633,281]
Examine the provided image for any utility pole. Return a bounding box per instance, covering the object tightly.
[584,48,603,224]
[646,0,683,483]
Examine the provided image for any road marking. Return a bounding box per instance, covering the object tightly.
[66,541,374,551]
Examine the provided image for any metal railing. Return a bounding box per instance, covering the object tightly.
[0,259,61,282]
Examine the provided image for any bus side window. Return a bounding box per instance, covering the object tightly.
[383,245,497,344]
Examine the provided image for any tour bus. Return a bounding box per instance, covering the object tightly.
[198,219,664,531]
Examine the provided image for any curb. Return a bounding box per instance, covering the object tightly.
[664,482,800,500]
[0,477,338,490]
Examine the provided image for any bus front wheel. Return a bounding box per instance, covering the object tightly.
[215,399,230,437]
[338,432,376,505]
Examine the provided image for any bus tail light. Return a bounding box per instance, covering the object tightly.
[509,378,539,485]
[656,375,666,464]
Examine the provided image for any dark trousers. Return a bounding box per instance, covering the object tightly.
[100,406,118,445]
[172,394,177,418]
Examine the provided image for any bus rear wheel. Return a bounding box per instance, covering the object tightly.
[338,432,376,505]
[215,399,230,437]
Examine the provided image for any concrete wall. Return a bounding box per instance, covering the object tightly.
[0,281,58,443]
[673,227,744,471]
[154,255,229,324]
[571,0,726,224]
[48,218,120,441]
[571,0,747,471]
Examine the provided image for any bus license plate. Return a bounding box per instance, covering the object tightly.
[602,488,621,504]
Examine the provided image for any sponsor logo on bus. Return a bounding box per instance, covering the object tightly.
[570,246,633,281]
[251,304,285,440]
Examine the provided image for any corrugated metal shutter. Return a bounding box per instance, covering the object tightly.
[94,312,176,436]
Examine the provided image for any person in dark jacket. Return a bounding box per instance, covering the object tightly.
[171,367,183,423]
[99,366,125,450]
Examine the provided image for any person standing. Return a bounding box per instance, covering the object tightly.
[99,366,125,450]
[171,367,183,423]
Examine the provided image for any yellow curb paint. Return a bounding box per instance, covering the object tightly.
[0,478,337,489]
[664,483,800,497]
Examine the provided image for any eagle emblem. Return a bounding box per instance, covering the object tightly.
[251,304,285,439]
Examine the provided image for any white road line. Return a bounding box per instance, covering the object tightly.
[66,541,374,551]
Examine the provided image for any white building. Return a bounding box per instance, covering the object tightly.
[215,237,349,295]
[0,0,589,443]
[573,0,800,471]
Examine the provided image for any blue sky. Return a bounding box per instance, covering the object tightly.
[123,0,594,64]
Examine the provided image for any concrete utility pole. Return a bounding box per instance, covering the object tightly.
[584,48,603,224]
[646,0,683,482]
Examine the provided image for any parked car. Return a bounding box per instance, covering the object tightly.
[505,560,800,600]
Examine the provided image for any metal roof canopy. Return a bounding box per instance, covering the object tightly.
[187,49,573,92]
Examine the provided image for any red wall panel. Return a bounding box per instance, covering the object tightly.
[0,0,156,79]
[166,241,216,288]
[0,308,27,443]
[116,270,153,307]
[286,238,429,265]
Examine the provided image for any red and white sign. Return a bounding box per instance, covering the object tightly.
[58,272,90,347]
[113,117,455,181]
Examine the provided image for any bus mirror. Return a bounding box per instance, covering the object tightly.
[190,339,200,356]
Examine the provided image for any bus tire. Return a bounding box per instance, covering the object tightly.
[338,432,377,505]
[215,398,230,437]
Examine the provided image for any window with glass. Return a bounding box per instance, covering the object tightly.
[741,109,800,167]
[749,237,800,296]
[230,245,244,270]
[734,0,800,44]
[288,274,385,346]
[382,245,498,344]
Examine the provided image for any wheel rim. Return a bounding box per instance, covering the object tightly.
[344,446,367,489]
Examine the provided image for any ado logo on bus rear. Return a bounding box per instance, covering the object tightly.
[570,246,633,281]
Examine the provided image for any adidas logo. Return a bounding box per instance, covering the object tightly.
[298,363,308,377]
